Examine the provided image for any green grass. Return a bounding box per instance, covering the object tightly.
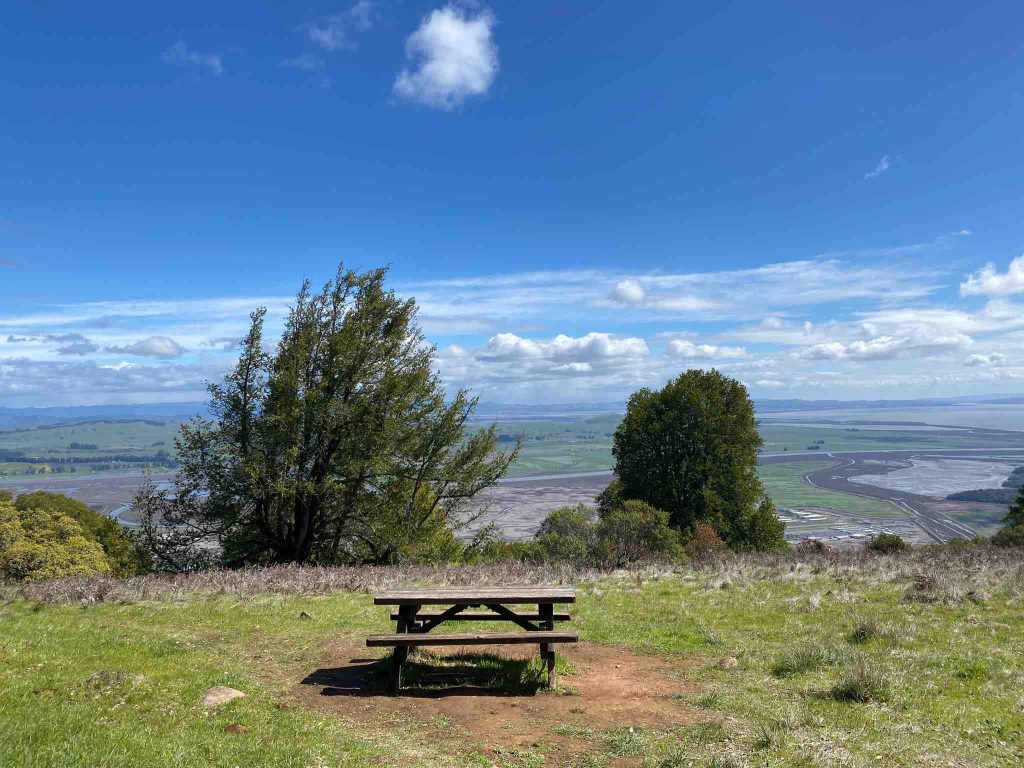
[3,555,1024,767]
[758,460,903,517]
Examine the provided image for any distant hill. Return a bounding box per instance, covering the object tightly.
[754,394,1024,413]
[0,402,210,430]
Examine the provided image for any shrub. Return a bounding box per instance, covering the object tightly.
[830,654,887,702]
[992,524,1024,548]
[865,533,909,554]
[795,538,833,556]
[594,500,685,568]
[685,523,726,557]
[0,500,111,582]
[12,492,145,576]
[533,505,597,567]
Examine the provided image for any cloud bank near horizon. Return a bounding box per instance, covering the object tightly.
[3,235,1024,406]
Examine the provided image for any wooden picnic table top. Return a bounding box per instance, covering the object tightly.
[373,586,576,606]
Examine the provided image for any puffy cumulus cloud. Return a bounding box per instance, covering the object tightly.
[394,5,498,110]
[105,336,186,359]
[960,255,1024,297]
[480,332,648,363]
[792,328,972,362]
[161,42,223,76]
[610,279,646,305]
[964,353,1006,367]
[304,1,376,51]
[666,339,748,360]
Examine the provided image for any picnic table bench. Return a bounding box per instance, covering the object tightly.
[367,587,578,693]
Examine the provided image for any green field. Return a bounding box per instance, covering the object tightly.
[3,552,1023,767]
[471,414,619,477]
[758,460,903,517]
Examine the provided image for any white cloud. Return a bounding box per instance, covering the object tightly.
[105,336,186,359]
[960,255,1024,297]
[394,5,498,110]
[481,332,648,363]
[161,42,223,76]
[964,353,1005,367]
[792,328,972,362]
[864,154,891,180]
[755,379,786,388]
[305,1,376,51]
[666,339,748,360]
[610,279,645,305]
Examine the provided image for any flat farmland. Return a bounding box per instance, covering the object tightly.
[757,459,903,517]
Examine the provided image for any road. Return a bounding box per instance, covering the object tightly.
[798,451,1021,542]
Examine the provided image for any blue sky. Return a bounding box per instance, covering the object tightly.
[3,1,1024,405]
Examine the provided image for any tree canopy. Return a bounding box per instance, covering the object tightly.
[133,265,517,568]
[12,491,144,577]
[0,499,110,582]
[610,369,786,551]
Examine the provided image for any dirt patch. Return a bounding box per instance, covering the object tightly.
[290,640,701,763]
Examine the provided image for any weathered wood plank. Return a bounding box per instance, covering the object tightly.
[374,587,576,605]
[390,610,572,622]
[366,631,578,647]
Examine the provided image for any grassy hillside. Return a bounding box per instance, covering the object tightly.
[3,549,1023,767]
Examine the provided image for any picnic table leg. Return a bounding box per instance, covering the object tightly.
[391,605,417,694]
[536,602,557,688]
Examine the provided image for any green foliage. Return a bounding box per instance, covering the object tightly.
[132,266,516,569]
[12,491,144,576]
[865,532,910,554]
[612,369,786,551]
[532,501,685,569]
[534,504,597,565]
[0,500,110,582]
[594,500,686,568]
[991,524,1024,547]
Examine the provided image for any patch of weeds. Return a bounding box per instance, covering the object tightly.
[848,615,891,644]
[952,658,991,682]
[434,714,452,729]
[552,723,594,739]
[695,691,721,709]
[771,641,837,678]
[565,755,608,768]
[654,747,692,768]
[830,654,888,703]
[704,757,744,768]
[683,721,729,745]
[604,726,647,757]
[695,622,723,647]
[753,718,791,751]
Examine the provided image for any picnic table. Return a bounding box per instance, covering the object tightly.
[366,587,578,693]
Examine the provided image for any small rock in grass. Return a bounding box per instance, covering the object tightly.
[717,657,738,670]
[202,686,246,708]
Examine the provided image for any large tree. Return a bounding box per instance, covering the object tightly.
[610,369,786,551]
[134,266,517,568]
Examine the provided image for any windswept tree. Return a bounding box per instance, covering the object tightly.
[134,266,517,568]
[610,369,786,551]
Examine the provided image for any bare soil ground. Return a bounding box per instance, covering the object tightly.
[291,640,701,764]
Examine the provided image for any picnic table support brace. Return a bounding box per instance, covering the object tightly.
[539,603,556,688]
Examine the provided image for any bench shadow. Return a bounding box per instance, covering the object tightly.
[301,651,544,698]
